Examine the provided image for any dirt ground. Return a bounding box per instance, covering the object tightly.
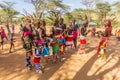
[0,26,120,80]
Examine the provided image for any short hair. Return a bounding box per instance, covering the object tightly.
[59,18,64,22]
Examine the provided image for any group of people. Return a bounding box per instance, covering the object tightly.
[0,24,15,52]
[0,17,113,74]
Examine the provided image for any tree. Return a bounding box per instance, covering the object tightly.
[114,2,120,13]
[24,0,47,18]
[0,1,19,23]
[81,0,103,21]
[96,2,111,25]
[25,0,69,19]
[46,0,69,18]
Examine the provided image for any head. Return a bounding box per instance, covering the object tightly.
[23,26,29,32]
[105,20,111,27]
[72,19,76,24]
[69,21,72,27]
[20,24,23,27]
[59,18,64,25]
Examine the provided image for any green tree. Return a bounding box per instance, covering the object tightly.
[96,2,111,25]
[114,2,120,13]
[46,0,69,18]
[25,0,69,19]
[0,1,19,23]
[24,0,46,18]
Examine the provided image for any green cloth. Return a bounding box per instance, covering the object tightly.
[52,44,60,53]
[23,36,31,42]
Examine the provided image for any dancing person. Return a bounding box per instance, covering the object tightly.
[77,35,87,56]
[0,27,8,49]
[9,33,15,53]
[97,34,108,61]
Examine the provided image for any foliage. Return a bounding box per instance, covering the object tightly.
[0,1,19,23]
[24,0,69,19]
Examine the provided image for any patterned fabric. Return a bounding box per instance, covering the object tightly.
[33,41,41,63]
[80,35,86,44]
[23,42,32,51]
[66,35,73,46]
[97,38,107,55]
[41,47,50,57]
[1,29,6,38]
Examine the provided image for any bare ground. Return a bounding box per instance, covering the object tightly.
[0,26,120,80]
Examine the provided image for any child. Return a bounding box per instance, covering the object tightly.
[33,36,43,73]
[9,33,15,53]
[0,27,8,49]
[91,27,96,37]
[97,34,108,61]
[80,26,86,36]
[41,37,50,63]
[23,30,33,70]
[77,35,87,56]
[50,37,62,62]
[65,22,74,52]
[57,34,65,55]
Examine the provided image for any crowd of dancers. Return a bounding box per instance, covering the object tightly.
[0,17,119,74]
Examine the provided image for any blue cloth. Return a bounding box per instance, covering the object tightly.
[58,39,66,45]
[26,53,32,67]
[41,47,50,57]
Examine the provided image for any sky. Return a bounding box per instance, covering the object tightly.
[0,0,119,15]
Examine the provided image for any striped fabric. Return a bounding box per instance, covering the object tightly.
[66,35,73,46]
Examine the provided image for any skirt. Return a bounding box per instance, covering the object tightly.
[41,47,50,57]
[34,57,40,64]
[66,35,73,46]
[80,39,86,44]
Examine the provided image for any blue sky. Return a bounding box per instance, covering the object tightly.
[0,0,119,15]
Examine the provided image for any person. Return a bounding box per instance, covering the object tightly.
[33,36,43,73]
[57,34,65,56]
[91,26,96,37]
[59,18,67,52]
[104,20,112,40]
[11,24,15,36]
[9,33,15,53]
[96,34,108,61]
[73,28,78,49]
[83,17,89,30]
[39,20,46,39]
[41,37,50,63]
[65,22,74,52]
[5,23,11,36]
[50,37,63,62]
[23,28,33,70]
[0,27,8,49]
[71,20,79,49]
[80,26,86,36]
[77,35,87,56]
[59,18,67,34]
